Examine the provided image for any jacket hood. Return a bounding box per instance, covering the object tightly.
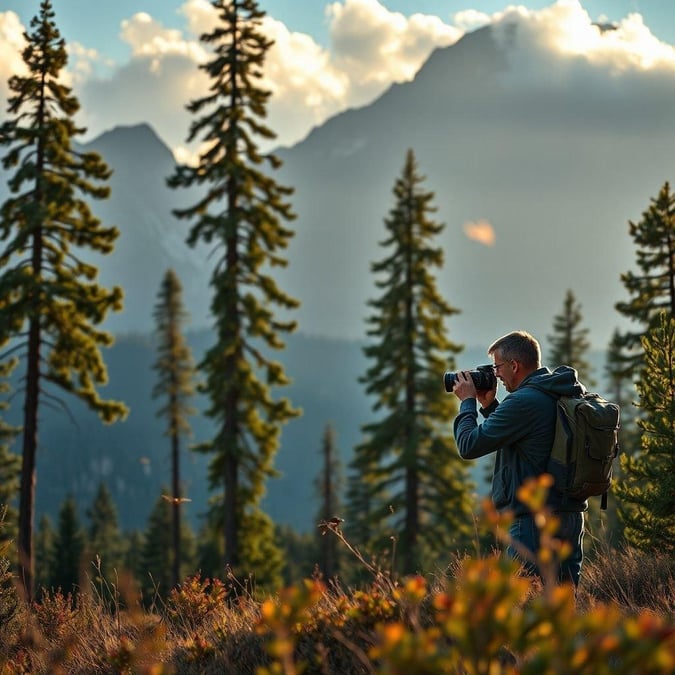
[522,365,586,398]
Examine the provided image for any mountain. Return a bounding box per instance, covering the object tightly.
[3,22,672,353]
[74,124,214,334]
[272,23,675,352]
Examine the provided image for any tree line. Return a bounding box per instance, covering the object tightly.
[0,0,672,602]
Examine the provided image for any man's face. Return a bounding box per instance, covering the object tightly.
[492,350,517,392]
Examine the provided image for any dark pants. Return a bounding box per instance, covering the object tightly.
[507,511,584,586]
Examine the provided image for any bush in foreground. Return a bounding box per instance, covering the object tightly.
[0,479,673,673]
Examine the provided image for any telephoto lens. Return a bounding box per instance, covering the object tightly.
[443,365,496,392]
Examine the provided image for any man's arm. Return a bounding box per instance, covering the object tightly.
[453,390,531,460]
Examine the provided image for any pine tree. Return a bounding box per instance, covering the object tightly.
[604,329,640,487]
[314,423,343,581]
[547,289,595,385]
[353,149,474,575]
[123,529,145,585]
[167,0,299,584]
[33,515,54,596]
[139,491,197,601]
[0,361,20,551]
[48,495,85,595]
[615,312,675,553]
[152,269,196,587]
[276,524,317,585]
[0,0,126,598]
[615,182,675,375]
[139,494,173,602]
[85,482,126,582]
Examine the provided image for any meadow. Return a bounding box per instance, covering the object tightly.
[1,488,673,674]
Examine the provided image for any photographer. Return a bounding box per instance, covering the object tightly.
[450,330,586,586]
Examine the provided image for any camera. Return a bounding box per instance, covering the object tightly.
[444,364,497,392]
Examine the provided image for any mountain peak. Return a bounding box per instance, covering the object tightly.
[86,123,175,167]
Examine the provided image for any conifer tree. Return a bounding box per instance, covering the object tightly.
[139,491,197,600]
[139,494,174,601]
[85,482,126,581]
[167,0,299,583]
[605,329,640,467]
[0,363,20,551]
[123,529,145,584]
[547,289,595,385]
[615,312,675,553]
[152,269,196,587]
[615,182,675,375]
[353,149,474,575]
[48,495,85,595]
[0,0,126,598]
[276,524,316,584]
[33,515,54,595]
[314,423,343,580]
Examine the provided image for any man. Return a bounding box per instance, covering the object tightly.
[451,330,586,586]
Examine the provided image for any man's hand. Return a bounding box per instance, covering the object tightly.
[452,371,497,409]
[452,371,477,401]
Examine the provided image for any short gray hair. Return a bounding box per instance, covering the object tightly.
[488,331,541,369]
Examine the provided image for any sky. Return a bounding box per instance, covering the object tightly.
[1,0,674,165]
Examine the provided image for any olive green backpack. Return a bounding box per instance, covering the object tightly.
[546,392,621,509]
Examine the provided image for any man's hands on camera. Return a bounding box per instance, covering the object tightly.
[452,371,497,409]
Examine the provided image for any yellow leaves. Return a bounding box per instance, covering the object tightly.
[392,575,427,604]
[516,473,554,512]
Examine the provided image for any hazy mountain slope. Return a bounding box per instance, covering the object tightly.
[273,23,675,351]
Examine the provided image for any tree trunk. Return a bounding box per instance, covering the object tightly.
[18,318,40,600]
[171,417,181,588]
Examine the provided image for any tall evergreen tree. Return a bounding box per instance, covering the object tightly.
[139,494,174,602]
[48,495,85,595]
[353,149,474,575]
[547,289,595,385]
[167,0,299,583]
[605,328,640,475]
[0,361,20,552]
[139,491,197,602]
[33,515,54,596]
[314,423,343,581]
[615,181,675,375]
[85,482,126,582]
[152,269,196,587]
[123,529,145,586]
[615,312,675,553]
[0,0,126,598]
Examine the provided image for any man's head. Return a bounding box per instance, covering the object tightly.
[488,330,541,392]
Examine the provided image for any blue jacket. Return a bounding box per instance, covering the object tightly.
[453,366,587,515]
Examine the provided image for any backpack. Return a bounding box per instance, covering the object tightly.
[547,393,621,510]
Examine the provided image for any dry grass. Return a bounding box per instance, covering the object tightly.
[1,487,673,673]
[0,545,672,674]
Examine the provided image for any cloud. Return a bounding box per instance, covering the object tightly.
[452,9,491,33]
[327,0,462,106]
[2,0,675,161]
[0,12,27,100]
[490,0,675,81]
[462,220,495,246]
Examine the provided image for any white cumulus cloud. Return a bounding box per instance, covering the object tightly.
[0,11,28,100]
[2,0,675,162]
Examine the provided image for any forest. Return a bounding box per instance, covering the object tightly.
[0,0,673,672]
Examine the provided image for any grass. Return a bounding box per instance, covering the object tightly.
[0,484,673,673]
